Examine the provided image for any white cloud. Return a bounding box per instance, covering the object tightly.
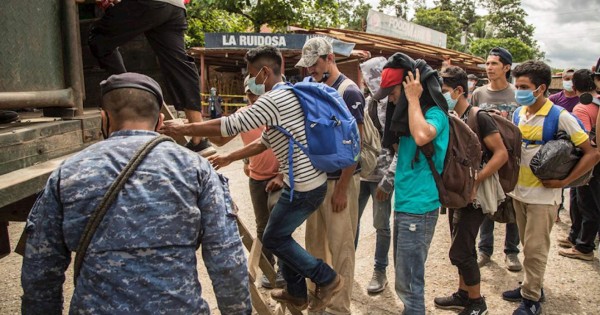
[517,0,599,69]
[365,0,600,70]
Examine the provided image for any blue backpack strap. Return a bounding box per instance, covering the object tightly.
[513,106,522,126]
[272,125,310,201]
[542,105,563,144]
[514,106,540,146]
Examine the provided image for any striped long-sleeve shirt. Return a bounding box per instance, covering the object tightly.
[221,84,327,192]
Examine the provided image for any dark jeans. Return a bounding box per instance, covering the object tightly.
[393,209,438,315]
[478,217,520,256]
[568,189,583,244]
[357,181,392,271]
[573,176,600,254]
[448,206,486,286]
[262,182,336,298]
[88,1,202,111]
[249,177,276,266]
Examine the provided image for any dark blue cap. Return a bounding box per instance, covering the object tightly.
[100,72,163,107]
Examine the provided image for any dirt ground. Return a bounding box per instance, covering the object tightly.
[1,137,599,314]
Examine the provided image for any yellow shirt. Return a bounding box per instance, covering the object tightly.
[509,100,589,205]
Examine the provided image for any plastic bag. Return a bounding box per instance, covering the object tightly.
[487,196,516,224]
[529,131,592,187]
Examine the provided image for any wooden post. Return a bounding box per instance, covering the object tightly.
[200,53,206,116]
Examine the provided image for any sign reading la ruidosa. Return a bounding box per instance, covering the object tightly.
[204,33,355,56]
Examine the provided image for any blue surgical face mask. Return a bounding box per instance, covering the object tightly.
[515,86,541,106]
[562,80,573,92]
[443,90,458,110]
[248,68,267,96]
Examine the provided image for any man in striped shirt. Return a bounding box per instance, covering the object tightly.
[159,45,344,312]
[504,61,599,315]
[295,37,365,315]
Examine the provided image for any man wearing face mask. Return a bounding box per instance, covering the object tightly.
[549,69,579,112]
[471,47,522,272]
[557,69,600,261]
[295,37,365,315]
[21,73,251,314]
[159,46,344,312]
[548,69,579,219]
[503,61,599,315]
[467,74,479,103]
[434,66,508,315]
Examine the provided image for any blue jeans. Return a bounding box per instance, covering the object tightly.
[393,209,438,315]
[478,217,520,256]
[262,182,336,298]
[357,181,392,271]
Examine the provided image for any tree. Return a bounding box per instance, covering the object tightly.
[185,1,250,47]
[482,0,543,58]
[377,0,426,19]
[378,0,408,19]
[412,7,463,50]
[469,37,536,62]
[339,0,372,31]
[200,0,340,33]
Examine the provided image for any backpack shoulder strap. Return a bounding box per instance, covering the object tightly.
[73,135,174,284]
[513,106,523,126]
[272,126,308,202]
[336,78,355,97]
[542,105,562,144]
[466,106,480,136]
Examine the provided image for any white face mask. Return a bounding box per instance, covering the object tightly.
[562,80,573,92]
[247,68,267,96]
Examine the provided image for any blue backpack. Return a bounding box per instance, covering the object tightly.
[273,82,361,194]
[513,104,586,146]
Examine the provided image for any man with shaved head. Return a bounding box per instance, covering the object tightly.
[21,73,251,314]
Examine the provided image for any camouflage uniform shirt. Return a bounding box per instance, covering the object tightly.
[21,130,251,315]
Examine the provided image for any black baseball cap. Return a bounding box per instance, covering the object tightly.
[489,47,513,65]
[100,72,164,108]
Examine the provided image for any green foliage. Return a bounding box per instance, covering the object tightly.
[413,7,463,50]
[378,0,426,19]
[200,0,340,33]
[469,37,536,62]
[482,0,544,58]
[339,0,372,31]
[185,0,250,47]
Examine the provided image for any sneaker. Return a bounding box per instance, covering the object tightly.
[366,269,388,294]
[477,252,491,267]
[502,284,545,303]
[505,253,523,272]
[271,288,308,310]
[261,274,273,289]
[185,138,216,157]
[434,291,469,310]
[275,268,286,288]
[559,247,594,261]
[308,275,344,311]
[556,237,575,249]
[459,298,488,315]
[512,298,541,315]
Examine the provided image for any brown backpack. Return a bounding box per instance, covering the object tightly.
[420,115,482,209]
[467,108,522,193]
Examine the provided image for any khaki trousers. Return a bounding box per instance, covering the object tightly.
[512,199,558,301]
[306,174,359,315]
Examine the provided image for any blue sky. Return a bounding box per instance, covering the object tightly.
[365,0,600,70]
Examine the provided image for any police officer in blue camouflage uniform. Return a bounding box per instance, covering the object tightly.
[21,73,251,314]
